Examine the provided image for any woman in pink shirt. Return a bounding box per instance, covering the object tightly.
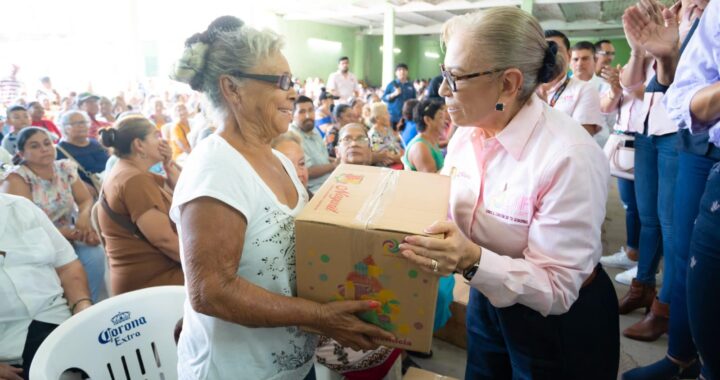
[399,7,618,379]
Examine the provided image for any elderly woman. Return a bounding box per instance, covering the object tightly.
[0,127,107,303]
[271,131,309,190]
[368,102,404,169]
[168,16,393,380]
[399,8,618,379]
[56,110,109,197]
[0,194,92,380]
[97,116,183,295]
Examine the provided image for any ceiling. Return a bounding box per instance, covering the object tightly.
[271,0,676,38]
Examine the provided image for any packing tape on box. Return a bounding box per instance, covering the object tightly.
[355,168,401,229]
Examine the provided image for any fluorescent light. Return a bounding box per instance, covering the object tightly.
[424,51,440,59]
[307,38,342,52]
[379,46,402,54]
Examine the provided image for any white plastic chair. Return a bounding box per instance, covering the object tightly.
[31,286,185,380]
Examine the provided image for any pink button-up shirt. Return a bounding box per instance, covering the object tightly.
[442,95,609,316]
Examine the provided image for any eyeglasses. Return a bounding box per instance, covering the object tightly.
[440,63,506,92]
[596,51,616,57]
[228,71,293,91]
[339,135,369,146]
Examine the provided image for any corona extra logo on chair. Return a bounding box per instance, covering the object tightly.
[98,311,148,346]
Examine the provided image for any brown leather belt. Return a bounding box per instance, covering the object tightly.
[582,266,599,288]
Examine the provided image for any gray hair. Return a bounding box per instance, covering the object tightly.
[172,16,284,124]
[58,110,91,134]
[441,7,563,102]
[270,130,302,149]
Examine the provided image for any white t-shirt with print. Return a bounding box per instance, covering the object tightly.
[170,135,317,380]
[549,76,604,130]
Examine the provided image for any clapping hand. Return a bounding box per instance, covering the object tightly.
[622,0,679,59]
[601,64,623,97]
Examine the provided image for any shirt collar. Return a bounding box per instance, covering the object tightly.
[494,94,544,161]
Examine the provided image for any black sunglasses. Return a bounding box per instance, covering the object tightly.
[440,64,506,92]
[228,71,293,91]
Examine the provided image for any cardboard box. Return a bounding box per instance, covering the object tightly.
[403,367,459,380]
[296,164,450,353]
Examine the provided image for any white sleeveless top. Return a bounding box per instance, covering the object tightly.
[170,135,317,380]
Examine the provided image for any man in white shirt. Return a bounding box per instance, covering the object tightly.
[542,31,604,137]
[0,194,92,379]
[289,96,338,193]
[327,57,360,103]
[571,40,612,145]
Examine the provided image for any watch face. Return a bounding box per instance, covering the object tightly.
[463,265,479,281]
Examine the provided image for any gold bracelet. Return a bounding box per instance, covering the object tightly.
[71,298,92,314]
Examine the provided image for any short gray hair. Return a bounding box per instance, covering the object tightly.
[441,7,563,102]
[172,16,284,124]
[271,130,302,149]
[58,110,91,134]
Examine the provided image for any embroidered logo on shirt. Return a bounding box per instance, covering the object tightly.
[485,188,531,225]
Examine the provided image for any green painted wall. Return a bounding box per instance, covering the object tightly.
[277,20,360,83]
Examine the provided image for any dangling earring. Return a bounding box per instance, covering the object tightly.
[495,103,505,111]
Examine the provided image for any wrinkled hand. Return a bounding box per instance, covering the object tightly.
[74,214,98,246]
[0,364,23,380]
[399,220,482,276]
[623,0,679,59]
[601,64,623,97]
[159,139,173,166]
[313,300,396,351]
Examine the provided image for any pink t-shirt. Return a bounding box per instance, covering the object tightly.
[442,95,609,316]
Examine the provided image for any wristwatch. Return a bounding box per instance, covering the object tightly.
[462,264,479,281]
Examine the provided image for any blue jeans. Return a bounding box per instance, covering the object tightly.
[634,132,678,303]
[465,266,619,380]
[618,178,641,250]
[687,162,720,380]
[73,242,107,302]
[668,152,718,362]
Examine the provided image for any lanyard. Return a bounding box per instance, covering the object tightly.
[549,75,571,108]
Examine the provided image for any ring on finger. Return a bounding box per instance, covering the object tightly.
[430,259,439,272]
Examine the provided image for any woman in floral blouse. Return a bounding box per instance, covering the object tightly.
[1,127,107,302]
[368,102,404,169]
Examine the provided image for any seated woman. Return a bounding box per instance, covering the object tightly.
[271,131,309,192]
[368,102,404,169]
[323,104,355,158]
[0,193,92,380]
[402,100,446,173]
[97,115,183,295]
[1,127,107,303]
[398,99,419,145]
[55,110,110,198]
[169,103,192,162]
[315,89,336,137]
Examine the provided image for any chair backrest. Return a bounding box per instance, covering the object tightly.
[31,286,185,380]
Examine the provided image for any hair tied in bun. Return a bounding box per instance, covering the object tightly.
[538,41,559,83]
[206,16,244,43]
[99,127,117,149]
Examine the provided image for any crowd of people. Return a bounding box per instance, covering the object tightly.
[1,0,719,379]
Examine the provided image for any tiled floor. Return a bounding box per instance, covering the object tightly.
[412,181,668,380]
